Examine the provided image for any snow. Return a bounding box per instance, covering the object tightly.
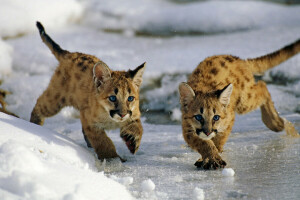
[193,187,205,200]
[82,0,300,35]
[171,108,182,121]
[1,0,300,199]
[141,179,156,192]
[0,0,83,38]
[222,168,235,177]
[110,175,134,186]
[0,113,133,200]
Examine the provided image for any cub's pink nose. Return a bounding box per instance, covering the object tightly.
[120,114,126,118]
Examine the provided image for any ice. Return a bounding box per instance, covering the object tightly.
[222,168,235,177]
[141,179,155,192]
[193,187,205,200]
[1,0,300,199]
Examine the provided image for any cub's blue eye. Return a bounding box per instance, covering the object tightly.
[109,95,117,102]
[128,96,134,102]
[195,115,203,121]
[213,115,220,121]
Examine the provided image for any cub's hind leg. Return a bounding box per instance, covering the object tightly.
[237,81,284,132]
[30,87,66,125]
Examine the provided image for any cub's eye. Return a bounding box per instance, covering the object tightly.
[128,96,134,102]
[109,95,117,102]
[213,115,220,121]
[194,115,203,121]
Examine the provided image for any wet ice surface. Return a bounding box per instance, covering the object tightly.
[113,113,300,200]
[1,0,300,199]
[42,110,300,200]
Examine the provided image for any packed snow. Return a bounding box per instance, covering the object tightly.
[193,187,205,200]
[221,168,235,177]
[82,0,300,35]
[0,113,133,200]
[141,179,156,192]
[1,0,300,199]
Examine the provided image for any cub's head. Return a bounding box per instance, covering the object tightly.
[93,61,146,122]
[179,83,233,140]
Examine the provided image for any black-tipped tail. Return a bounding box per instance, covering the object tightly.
[247,39,300,74]
[36,21,45,35]
[36,21,67,60]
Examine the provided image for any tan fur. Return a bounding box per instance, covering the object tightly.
[179,39,300,170]
[30,22,145,161]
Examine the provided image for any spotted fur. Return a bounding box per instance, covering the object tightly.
[179,39,300,170]
[30,22,146,161]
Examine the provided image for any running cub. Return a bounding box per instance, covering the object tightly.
[179,39,300,170]
[31,22,146,162]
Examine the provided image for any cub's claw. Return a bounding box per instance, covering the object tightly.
[121,133,138,154]
[194,158,226,170]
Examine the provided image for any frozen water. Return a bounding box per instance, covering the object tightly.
[1,0,300,199]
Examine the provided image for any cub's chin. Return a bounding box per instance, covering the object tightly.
[111,114,130,123]
[196,129,217,140]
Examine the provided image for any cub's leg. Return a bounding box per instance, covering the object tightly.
[237,81,284,132]
[212,119,234,153]
[30,87,66,125]
[80,113,125,162]
[183,131,226,169]
[82,128,92,148]
[120,119,143,154]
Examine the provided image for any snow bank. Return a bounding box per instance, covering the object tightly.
[0,0,83,38]
[83,0,300,35]
[0,113,133,200]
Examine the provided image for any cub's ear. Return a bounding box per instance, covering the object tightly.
[93,61,111,88]
[127,62,146,88]
[216,83,233,106]
[179,82,195,106]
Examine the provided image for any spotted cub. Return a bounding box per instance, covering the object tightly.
[30,22,146,162]
[179,39,300,170]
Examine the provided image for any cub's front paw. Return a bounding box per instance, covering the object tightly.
[121,133,140,154]
[194,157,226,170]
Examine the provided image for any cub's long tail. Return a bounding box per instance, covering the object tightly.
[36,21,68,61]
[247,39,300,74]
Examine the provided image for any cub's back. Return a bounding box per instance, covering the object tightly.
[188,55,254,94]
